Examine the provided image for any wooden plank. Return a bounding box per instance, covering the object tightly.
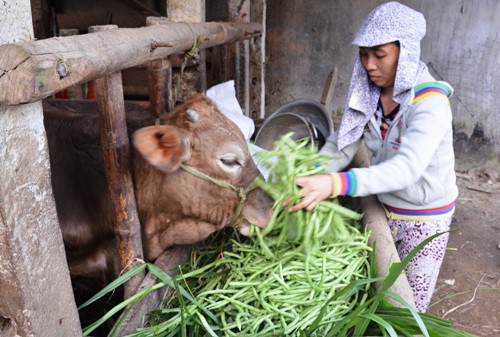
[111,246,191,336]
[0,21,262,105]
[90,24,145,299]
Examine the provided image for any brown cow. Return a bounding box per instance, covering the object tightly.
[44,94,272,288]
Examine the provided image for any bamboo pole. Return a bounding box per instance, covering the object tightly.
[0,21,261,106]
[90,24,145,299]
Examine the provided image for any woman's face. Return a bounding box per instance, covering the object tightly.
[359,42,400,89]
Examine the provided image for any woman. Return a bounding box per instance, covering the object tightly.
[288,2,458,312]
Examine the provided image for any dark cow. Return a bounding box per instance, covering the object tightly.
[44,94,272,287]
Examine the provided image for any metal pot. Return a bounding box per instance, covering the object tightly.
[254,99,334,151]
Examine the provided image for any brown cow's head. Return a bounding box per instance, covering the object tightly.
[133,94,272,260]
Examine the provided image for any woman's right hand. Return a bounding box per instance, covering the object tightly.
[284,174,333,212]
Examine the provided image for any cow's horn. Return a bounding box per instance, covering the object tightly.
[186,109,199,123]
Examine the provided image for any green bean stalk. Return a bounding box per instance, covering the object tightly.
[254,134,364,251]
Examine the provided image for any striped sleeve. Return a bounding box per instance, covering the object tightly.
[330,171,357,197]
[412,82,451,105]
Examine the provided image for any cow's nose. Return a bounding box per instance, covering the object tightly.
[241,188,273,229]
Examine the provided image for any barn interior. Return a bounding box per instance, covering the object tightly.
[0,1,498,336]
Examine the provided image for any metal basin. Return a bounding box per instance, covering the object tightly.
[254,99,334,151]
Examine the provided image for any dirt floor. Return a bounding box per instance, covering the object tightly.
[427,167,500,336]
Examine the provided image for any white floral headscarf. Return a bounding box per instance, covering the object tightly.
[337,1,427,150]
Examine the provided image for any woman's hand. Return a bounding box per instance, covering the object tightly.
[284,174,333,212]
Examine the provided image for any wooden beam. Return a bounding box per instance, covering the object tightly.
[0,21,262,106]
[90,24,145,299]
[57,28,86,100]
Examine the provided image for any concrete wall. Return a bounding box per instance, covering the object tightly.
[266,0,499,169]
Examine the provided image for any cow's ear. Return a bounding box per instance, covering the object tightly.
[133,125,191,173]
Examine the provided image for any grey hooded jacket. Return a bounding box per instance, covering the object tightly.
[320,65,458,211]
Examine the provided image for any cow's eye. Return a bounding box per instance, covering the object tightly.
[220,158,241,167]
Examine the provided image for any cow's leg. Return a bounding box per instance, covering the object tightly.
[159,218,220,252]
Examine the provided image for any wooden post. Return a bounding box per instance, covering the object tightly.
[229,0,250,115]
[229,0,266,119]
[147,58,173,115]
[249,0,266,119]
[220,43,229,82]
[210,44,229,87]
[0,1,81,336]
[89,24,145,299]
[168,0,207,100]
[146,17,173,115]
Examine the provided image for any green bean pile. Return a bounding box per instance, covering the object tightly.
[131,135,372,337]
[194,232,370,336]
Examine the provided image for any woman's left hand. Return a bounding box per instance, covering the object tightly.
[284,174,333,212]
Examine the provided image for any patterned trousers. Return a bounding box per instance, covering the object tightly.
[388,217,451,312]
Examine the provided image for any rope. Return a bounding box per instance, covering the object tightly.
[180,163,257,227]
[173,23,206,106]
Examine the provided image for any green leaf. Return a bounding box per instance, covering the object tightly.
[306,277,383,334]
[195,311,219,337]
[78,263,147,310]
[360,313,398,337]
[146,263,220,326]
[385,291,429,337]
[380,229,457,293]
